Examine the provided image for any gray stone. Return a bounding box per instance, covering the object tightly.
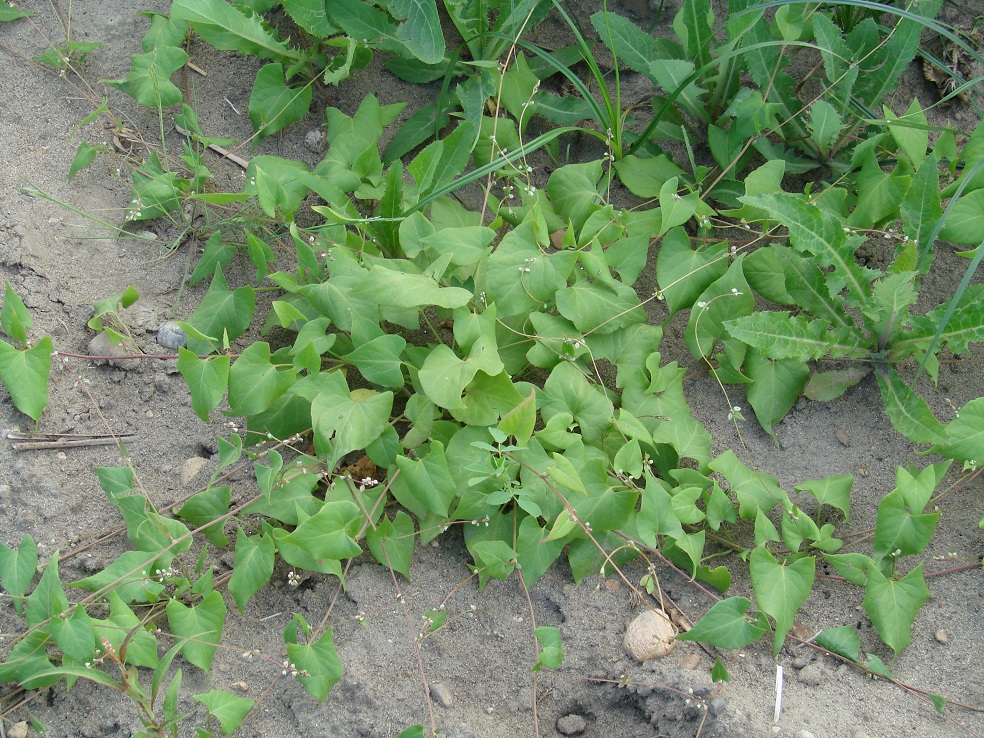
[709,695,727,716]
[556,713,587,735]
[157,321,186,350]
[154,372,171,393]
[304,129,326,153]
[429,682,453,708]
[797,662,823,686]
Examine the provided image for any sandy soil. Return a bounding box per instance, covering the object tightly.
[0,2,981,737]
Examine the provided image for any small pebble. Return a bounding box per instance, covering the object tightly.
[304,129,326,153]
[556,714,587,735]
[154,373,171,393]
[180,457,208,486]
[680,653,701,670]
[429,682,452,708]
[8,721,27,738]
[935,629,950,644]
[157,321,186,350]
[800,732,816,738]
[709,695,727,716]
[797,662,823,687]
[835,427,850,447]
[88,332,140,371]
[792,656,811,669]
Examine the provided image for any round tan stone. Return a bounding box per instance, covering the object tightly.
[624,609,676,662]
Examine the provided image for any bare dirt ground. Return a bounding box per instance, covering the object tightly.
[0,2,981,737]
